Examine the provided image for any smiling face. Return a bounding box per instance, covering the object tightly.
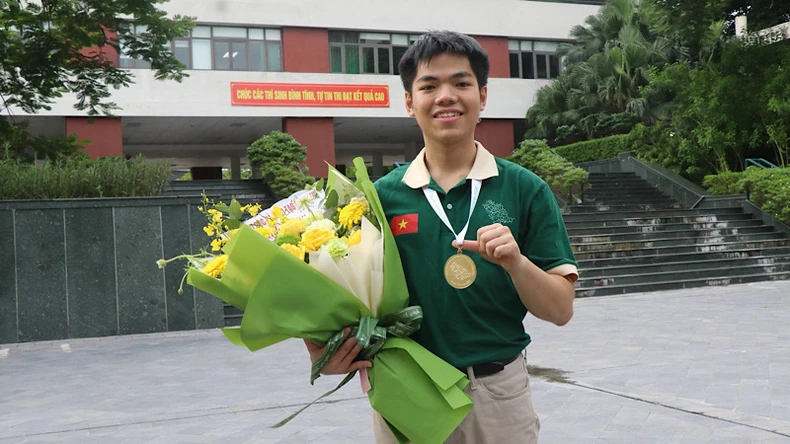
[405,52,487,149]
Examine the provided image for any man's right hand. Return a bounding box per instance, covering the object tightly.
[303,327,372,375]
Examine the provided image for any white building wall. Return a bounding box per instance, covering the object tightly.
[162,0,599,41]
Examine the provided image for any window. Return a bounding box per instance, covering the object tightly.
[119,25,282,72]
[329,31,420,75]
[508,40,562,79]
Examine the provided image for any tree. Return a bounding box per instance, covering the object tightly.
[0,0,194,159]
[1,0,193,116]
[246,131,315,199]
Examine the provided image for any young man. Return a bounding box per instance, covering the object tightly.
[305,30,578,443]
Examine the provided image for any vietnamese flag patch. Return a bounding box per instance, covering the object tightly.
[390,213,418,236]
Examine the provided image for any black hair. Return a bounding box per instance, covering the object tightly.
[397,30,489,94]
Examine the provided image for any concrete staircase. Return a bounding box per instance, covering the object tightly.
[569,172,790,297]
[164,179,272,199]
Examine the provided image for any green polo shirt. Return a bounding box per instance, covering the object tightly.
[374,143,578,368]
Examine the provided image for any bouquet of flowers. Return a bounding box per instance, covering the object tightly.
[159,158,472,444]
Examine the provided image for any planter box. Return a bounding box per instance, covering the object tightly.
[0,196,269,344]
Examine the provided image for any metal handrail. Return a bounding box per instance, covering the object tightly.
[745,158,779,169]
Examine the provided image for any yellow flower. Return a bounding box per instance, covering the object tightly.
[254,226,275,237]
[267,217,277,227]
[299,228,337,252]
[281,244,306,261]
[279,219,306,237]
[339,201,368,230]
[248,204,262,216]
[210,238,227,252]
[343,229,362,247]
[202,255,228,278]
[272,206,284,219]
[203,225,215,236]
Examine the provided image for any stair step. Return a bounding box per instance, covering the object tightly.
[565,213,752,229]
[575,271,790,297]
[573,232,785,252]
[573,239,790,260]
[569,226,774,244]
[566,220,766,236]
[577,246,790,268]
[578,258,790,284]
[566,203,684,213]
[564,208,747,223]
[580,254,790,278]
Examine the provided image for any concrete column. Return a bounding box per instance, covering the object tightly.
[372,153,384,178]
[65,117,123,159]
[230,156,241,179]
[282,117,335,178]
[404,141,419,162]
[475,119,516,157]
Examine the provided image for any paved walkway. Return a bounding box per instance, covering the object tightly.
[2,280,790,443]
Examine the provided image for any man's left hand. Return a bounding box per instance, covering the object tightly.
[453,223,524,273]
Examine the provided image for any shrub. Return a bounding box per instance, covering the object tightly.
[0,155,170,200]
[507,139,589,201]
[246,131,314,199]
[703,167,790,225]
[553,135,629,163]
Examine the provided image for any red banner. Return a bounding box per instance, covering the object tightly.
[231,82,390,107]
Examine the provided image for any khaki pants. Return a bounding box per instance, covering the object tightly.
[373,354,540,444]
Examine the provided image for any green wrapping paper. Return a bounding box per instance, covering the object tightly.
[186,158,472,443]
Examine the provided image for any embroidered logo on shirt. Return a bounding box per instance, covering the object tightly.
[390,213,418,235]
[483,200,514,224]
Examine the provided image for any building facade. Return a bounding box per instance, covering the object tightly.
[20,0,602,177]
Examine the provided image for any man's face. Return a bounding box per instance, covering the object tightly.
[405,53,487,147]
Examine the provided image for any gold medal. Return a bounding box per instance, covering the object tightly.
[444,249,477,289]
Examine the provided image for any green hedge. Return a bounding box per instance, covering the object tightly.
[0,155,171,200]
[553,134,629,164]
[506,139,589,202]
[703,167,790,225]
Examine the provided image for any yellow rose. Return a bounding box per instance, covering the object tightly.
[202,255,228,278]
[339,201,369,230]
[281,244,306,261]
[279,219,306,237]
[299,228,337,252]
[343,229,362,247]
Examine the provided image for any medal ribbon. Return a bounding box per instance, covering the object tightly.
[423,179,482,247]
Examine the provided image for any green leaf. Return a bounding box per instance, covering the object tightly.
[325,189,339,209]
[228,199,243,220]
[224,219,241,230]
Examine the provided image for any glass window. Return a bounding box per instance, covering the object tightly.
[192,39,211,69]
[213,27,247,38]
[250,41,265,70]
[549,54,560,78]
[377,47,390,74]
[265,29,281,41]
[509,53,520,78]
[522,52,534,79]
[192,26,211,38]
[119,24,281,72]
[536,54,548,79]
[266,42,282,72]
[393,46,407,75]
[330,31,420,75]
[392,34,408,45]
[345,44,360,74]
[361,32,390,44]
[214,41,230,70]
[509,39,561,79]
[232,41,247,71]
[362,47,375,73]
[173,39,190,67]
[330,46,343,72]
